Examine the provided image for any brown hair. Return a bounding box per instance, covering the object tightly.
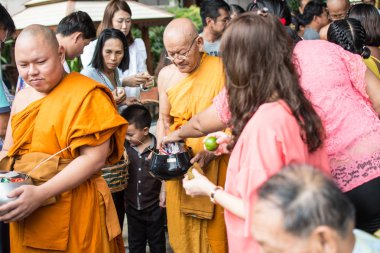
[97,0,134,45]
[220,12,324,152]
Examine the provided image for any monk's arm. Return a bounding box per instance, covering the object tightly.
[156,69,173,148]
[365,68,380,116]
[0,140,110,222]
[0,112,9,139]
[39,140,110,197]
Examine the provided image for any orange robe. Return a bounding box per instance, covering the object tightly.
[6,72,127,253]
[166,54,228,253]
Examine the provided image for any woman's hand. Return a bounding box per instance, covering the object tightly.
[204,132,231,156]
[182,169,215,197]
[122,73,151,87]
[112,88,126,105]
[0,185,46,222]
[124,97,142,106]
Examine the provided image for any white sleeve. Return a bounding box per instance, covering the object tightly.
[134,39,147,73]
[80,40,97,68]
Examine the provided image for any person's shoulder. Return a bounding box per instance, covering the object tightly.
[250,101,296,129]
[157,64,178,89]
[133,38,146,49]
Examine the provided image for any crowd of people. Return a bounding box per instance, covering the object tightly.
[0,0,380,252]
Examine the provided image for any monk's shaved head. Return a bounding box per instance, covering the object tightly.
[15,24,65,94]
[16,24,59,50]
[326,0,350,20]
[163,18,198,45]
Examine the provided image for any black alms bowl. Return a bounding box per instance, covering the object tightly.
[150,151,192,180]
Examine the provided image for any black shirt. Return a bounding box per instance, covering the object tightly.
[125,134,162,210]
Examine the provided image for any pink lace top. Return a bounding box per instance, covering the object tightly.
[213,87,231,125]
[294,40,380,192]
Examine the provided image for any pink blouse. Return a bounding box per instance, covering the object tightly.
[294,40,380,192]
[213,87,231,125]
[224,100,329,253]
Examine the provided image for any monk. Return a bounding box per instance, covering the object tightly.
[156,18,228,252]
[320,0,350,39]
[0,25,127,252]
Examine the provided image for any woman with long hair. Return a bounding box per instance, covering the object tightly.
[81,0,153,100]
[348,3,380,78]
[179,12,329,252]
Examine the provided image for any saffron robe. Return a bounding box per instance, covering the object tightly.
[166,55,228,253]
[6,72,127,252]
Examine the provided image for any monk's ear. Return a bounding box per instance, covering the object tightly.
[196,36,204,53]
[58,45,66,65]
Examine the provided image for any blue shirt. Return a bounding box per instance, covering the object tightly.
[0,81,10,114]
[353,229,380,253]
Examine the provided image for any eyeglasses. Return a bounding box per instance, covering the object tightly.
[165,36,198,62]
[328,11,347,21]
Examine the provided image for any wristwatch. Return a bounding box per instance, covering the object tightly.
[210,186,223,203]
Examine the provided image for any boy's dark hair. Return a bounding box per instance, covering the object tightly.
[200,0,231,27]
[56,11,96,40]
[301,1,326,25]
[0,3,15,35]
[91,28,129,71]
[121,104,152,129]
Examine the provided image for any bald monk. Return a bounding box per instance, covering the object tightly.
[157,18,228,253]
[0,25,127,252]
[320,0,350,39]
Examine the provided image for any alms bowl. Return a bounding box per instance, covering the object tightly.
[150,151,192,180]
[0,171,33,205]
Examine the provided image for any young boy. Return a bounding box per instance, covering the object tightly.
[121,105,166,253]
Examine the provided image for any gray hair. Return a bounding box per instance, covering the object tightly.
[257,164,355,238]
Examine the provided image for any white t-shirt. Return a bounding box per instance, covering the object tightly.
[353,229,380,253]
[200,33,221,57]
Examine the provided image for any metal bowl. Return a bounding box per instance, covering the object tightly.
[150,151,192,180]
[0,171,33,205]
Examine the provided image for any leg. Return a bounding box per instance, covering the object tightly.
[146,204,166,253]
[112,190,125,229]
[346,176,380,234]
[0,222,10,253]
[126,204,148,253]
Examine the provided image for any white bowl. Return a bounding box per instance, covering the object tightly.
[0,171,32,205]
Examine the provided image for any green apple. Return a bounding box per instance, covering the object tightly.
[204,136,219,151]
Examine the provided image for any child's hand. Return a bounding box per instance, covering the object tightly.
[159,190,166,208]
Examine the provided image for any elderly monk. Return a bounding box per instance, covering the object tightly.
[157,18,228,253]
[320,0,350,39]
[0,25,127,252]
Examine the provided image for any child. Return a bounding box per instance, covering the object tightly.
[120,105,166,253]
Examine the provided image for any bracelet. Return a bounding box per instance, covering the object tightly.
[210,186,223,204]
